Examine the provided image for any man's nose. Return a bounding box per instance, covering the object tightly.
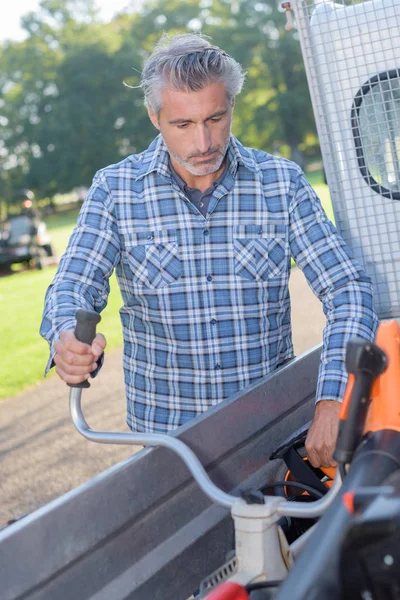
[194,125,211,154]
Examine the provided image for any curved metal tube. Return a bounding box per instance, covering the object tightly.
[289,523,317,558]
[277,471,342,518]
[70,387,342,516]
[70,387,236,508]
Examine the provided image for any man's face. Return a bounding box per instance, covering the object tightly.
[148,81,234,177]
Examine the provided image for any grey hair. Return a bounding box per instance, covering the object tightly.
[140,33,246,114]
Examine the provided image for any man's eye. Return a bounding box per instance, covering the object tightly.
[177,123,189,129]
[211,117,222,122]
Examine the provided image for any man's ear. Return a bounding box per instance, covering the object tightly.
[147,108,160,130]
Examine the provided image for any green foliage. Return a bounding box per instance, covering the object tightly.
[0,0,320,208]
[0,209,123,399]
[0,267,123,399]
[0,0,328,398]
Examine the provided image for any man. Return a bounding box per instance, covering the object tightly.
[40,33,378,468]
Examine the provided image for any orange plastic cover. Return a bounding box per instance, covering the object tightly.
[365,320,400,433]
[283,458,335,494]
[339,320,400,434]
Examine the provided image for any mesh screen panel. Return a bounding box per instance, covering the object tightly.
[292,0,400,318]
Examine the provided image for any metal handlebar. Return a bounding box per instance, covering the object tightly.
[277,473,342,518]
[70,386,342,514]
[69,387,237,508]
[70,308,341,514]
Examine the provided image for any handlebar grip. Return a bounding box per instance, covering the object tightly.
[68,309,101,389]
[334,373,374,465]
[333,339,387,465]
[74,308,101,345]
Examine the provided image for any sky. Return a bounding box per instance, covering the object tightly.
[0,1,138,42]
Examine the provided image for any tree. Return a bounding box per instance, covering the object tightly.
[131,0,317,160]
[0,0,319,209]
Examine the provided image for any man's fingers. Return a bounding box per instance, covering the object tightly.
[306,449,320,468]
[319,451,335,469]
[53,329,107,385]
[55,363,91,384]
[306,432,334,468]
[305,427,319,467]
[59,330,93,355]
[306,433,331,468]
[92,333,107,357]
[54,353,97,375]
[305,400,341,468]
[54,341,95,367]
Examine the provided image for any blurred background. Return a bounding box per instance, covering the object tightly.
[0,0,330,401]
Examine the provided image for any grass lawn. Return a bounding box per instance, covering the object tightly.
[1,175,332,400]
[0,213,123,399]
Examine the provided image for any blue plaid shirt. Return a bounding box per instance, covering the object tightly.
[40,135,378,433]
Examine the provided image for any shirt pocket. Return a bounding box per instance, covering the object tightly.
[233,224,288,282]
[122,229,181,289]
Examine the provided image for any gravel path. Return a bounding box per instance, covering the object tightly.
[0,267,325,527]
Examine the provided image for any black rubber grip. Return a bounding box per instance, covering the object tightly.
[333,339,387,465]
[68,309,101,389]
[75,309,101,345]
[333,373,374,465]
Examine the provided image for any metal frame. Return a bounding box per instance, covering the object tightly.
[0,346,321,600]
[292,0,400,319]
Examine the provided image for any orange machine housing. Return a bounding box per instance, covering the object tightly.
[340,320,400,433]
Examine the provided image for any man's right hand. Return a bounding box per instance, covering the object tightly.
[53,330,107,385]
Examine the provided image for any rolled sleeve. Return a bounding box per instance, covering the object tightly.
[40,172,120,374]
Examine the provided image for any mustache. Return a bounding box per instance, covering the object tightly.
[189,147,220,159]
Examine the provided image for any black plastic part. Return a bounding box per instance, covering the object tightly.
[276,495,317,544]
[273,430,400,600]
[283,447,329,496]
[68,309,101,389]
[74,308,101,345]
[260,480,323,499]
[269,421,311,460]
[241,489,265,505]
[333,339,387,465]
[247,580,281,591]
[247,580,281,599]
[340,492,400,599]
[345,339,387,378]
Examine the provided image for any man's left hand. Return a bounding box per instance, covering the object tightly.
[305,400,341,468]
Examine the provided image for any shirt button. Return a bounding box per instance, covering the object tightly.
[203,229,209,236]
[258,227,263,234]
[147,234,153,240]
[207,275,212,282]
[215,364,221,370]
[211,319,217,325]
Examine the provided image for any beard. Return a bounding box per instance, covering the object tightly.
[167,134,231,177]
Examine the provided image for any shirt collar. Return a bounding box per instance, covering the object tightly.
[133,133,259,182]
[170,158,229,193]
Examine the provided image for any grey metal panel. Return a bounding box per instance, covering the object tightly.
[0,346,321,600]
[292,0,400,319]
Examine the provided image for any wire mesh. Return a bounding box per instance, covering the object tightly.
[292,0,400,318]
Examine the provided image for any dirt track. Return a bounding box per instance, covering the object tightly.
[0,267,325,527]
